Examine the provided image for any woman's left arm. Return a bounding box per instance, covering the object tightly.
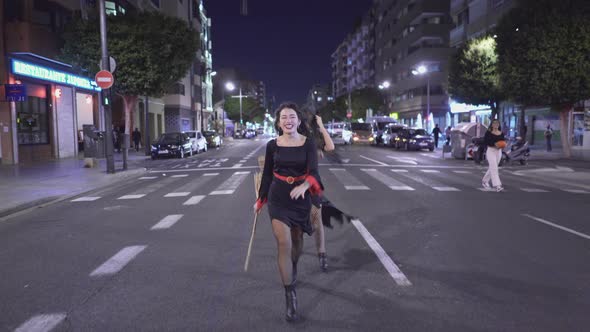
[315,115,335,152]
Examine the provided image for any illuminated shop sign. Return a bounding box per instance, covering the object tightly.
[11,59,101,91]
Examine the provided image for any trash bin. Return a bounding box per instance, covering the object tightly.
[450,122,487,159]
[83,124,105,158]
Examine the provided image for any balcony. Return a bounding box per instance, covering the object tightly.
[450,24,466,46]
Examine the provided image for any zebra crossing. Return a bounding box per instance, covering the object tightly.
[69,167,589,205]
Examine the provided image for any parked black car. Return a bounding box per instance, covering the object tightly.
[151,132,193,159]
[395,128,435,151]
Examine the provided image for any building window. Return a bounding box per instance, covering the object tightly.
[16,84,49,145]
[457,9,469,26]
[167,83,185,96]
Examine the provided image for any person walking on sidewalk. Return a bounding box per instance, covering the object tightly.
[112,126,121,153]
[305,110,334,272]
[482,119,506,192]
[254,102,323,322]
[432,124,441,148]
[445,126,451,145]
[544,124,553,152]
[132,128,142,152]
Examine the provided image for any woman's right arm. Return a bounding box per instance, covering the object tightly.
[316,116,335,152]
[256,140,275,207]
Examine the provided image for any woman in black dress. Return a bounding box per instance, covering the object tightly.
[254,102,322,322]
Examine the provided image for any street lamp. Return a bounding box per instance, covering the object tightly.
[225,81,247,130]
[412,65,430,132]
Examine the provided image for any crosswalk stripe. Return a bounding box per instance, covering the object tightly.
[345,185,370,190]
[390,169,409,173]
[330,168,371,190]
[210,190,235,195]
[151,214,183,230]
[71,196,101,202]
[452,170,472,174]
[232,164,243,168]
[117,194,145,200]
[362,168,414,191]
[432,186,460,191]
[420,170,440,173]
[562,189,589,194]
[203,173,219,176]
[183,195,205,205]
[15,313,67,332]
[90,245,147,277]
[521,188,549,193]
[164,192,190,197]
[171,174,189,178]
[139,176,158,180]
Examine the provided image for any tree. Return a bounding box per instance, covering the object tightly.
[448,35,503,119]
[496,0,590,157]
[223,97,264,124]
[60,10,199,137]
[349,87,385,120]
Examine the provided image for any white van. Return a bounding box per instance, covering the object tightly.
[183,130,208,154]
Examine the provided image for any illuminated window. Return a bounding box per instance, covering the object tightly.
[105,1,117,15]
[16,84,50,145]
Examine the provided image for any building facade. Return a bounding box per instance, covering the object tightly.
[331,9,376,99]
[374,0,454,131]
[0,0,103,165]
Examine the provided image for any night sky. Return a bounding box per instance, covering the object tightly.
[205,0,374,106]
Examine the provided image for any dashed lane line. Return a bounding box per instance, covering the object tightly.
[89,245,147,277]
[14,313,67,332]
[522,214,590,240]
[151,214,183,230]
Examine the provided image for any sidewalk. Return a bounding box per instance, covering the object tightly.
[0,151,149,220]
[528,145,590,161]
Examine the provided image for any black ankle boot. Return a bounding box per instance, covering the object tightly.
[284,283,298,322]
[318,253,328,272]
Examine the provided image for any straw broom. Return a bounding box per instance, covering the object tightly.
[244,155,266,271]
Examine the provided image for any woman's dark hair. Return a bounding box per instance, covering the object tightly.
[488,119,501,131]
[274,102,310,136]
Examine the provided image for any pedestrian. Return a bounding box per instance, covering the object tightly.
[482,119,505,192]
[132,128,141,152]
[445,126,451,145]
[432,124,441,148]
[253,102,323,322]
[544,124,553,152]
[305,109,335,272]
[112,126,121,153]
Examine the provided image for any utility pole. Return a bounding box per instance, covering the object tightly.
[144,96,150,156]
[99,0,115,174]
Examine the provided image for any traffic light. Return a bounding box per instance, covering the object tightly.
[102,93,110,106]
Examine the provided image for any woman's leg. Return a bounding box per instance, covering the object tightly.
[311,205,326,254]
[271,219,294,285]
[489,148,502,187]
[291,226,304,272]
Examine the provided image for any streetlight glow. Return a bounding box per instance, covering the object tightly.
[417,65,427,74]
[382,81,390,89]
[225,82,235,91]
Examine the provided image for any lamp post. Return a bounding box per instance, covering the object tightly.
[412,65,430,132]
[378,80,391,118]
[226,81,247,132]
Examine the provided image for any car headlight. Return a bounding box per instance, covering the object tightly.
[170,145,178,149]
[151,145,157,151]
[409,139,416,143]
[369,137,374,141]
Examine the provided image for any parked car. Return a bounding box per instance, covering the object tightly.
[151,132,193,159]
[351,122,374,144]
[243,129,256,139]
[395,128,435,151]
[256,127,264,135]
[380,124,406,147]
[183,130,207,153]
[203,130,222,148]
[234,129,243,139]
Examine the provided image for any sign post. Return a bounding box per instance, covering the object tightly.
[99,0,115,174]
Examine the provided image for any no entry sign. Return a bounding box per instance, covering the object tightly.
[95,70,114,89]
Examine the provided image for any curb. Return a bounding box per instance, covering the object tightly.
[0,168,147,223]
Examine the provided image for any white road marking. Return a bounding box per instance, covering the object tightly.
[90,245,147,277]
[390,169,409,173]
[203,173,219,176]
[171,174,189,178]
[522,214,590,240]
[151,214,183,230]
[329,168,346,171]
[562,189,590,194]
[345,185,370,190]
[521,188,549,193]
[210,190,235,195]
[164,192,190,197]
[360,155,388,166]
[139,176,158,180]
[432,187,460,191]
[183,195,205,206]
[341,158,350,163]
[351,219,411,286]
[420,170,440,173]
[15,313,67,332]
[232,163,243,168]
[240,160,247,163]
[117,194,146,200]
[387,156,417,165]
[234,171,251,175]
[453,170,471,174]
[362,168,414,191]
[71,196,101,202]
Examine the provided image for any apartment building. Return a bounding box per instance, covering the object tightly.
[305,84,331,114]
[374,0,454,131]
[331,9,376,99]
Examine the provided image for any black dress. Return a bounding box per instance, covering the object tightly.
[257,138,323,235]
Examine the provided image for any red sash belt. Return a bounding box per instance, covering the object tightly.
[273,172,307,185]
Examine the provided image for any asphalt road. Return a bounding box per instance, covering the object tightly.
[1,137,589,332]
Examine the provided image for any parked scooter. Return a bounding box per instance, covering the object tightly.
[469,137,486,164]
[500,136,530,166]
